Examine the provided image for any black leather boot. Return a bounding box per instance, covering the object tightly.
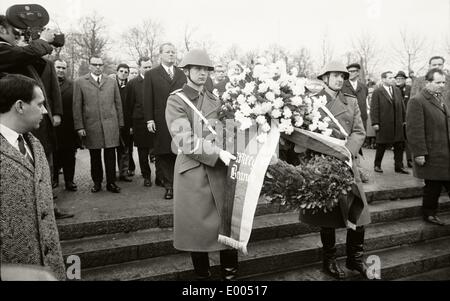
[346,226,369,279]
[320,228,345,279]
[191,252,211,280]
[220,249,239,281]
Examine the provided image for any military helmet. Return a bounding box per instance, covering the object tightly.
[179,49,214,71]
[317,61,350,81]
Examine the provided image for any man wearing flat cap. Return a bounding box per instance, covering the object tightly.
[342,63,369,183]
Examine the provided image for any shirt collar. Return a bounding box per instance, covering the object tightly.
[161,64,173,74]
[0,123,20,147]
[91,73,101,81]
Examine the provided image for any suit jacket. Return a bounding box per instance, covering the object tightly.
[0,133,65,280]
[73,74,124,149]
[370,86,406,144]
[55,78,80,150]
[341,80,369,128]
[143,64,187,154]
[126,75,154,148]
[406,89,450,180]
[166,84,228,251]
[300,89,370,228]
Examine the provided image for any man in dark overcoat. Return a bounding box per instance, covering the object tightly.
[395,71,413,167]
[406,68,450,226]
[143,42,187,199]
[53,59,79,192]
[370,71,408,174]
[127,57,154,186]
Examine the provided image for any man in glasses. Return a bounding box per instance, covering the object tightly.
[73,56,124,193]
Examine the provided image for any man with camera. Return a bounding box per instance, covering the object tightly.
[1,14,73,219]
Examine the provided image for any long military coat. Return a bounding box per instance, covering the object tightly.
[166,84,229,252]
[73,74,124,149]
[299,90,371,228]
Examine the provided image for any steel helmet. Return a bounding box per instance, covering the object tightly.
[317,61,350,81]
[179,49,214,71]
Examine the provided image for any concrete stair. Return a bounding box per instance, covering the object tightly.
[59,191,450,281]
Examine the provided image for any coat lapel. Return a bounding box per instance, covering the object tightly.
[326,92,348,117]
[157,65,173,84]
[0,134,34,173]
[381,87,393,104]
[424,90,446,113]
[202,93,221,118]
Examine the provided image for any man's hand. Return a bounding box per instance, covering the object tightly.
[147,120,156,133]
[39,28,56,43]
[77,129,86,137]
[53,115,61,127]
[219,150,236,166]
[373,124,380,131]
[414,156,426,166]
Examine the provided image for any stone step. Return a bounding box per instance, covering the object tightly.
[62,197,450,269]
[245,236,450,280]
[79,212,450,280]
[395,266,450,281]
[56,182,437,241]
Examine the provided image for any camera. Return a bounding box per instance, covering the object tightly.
[5,4,65,47]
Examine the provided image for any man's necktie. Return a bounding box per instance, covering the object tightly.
[18,135,33,164]
[389,87,393,98]
[97,77,101,85]
[168,68,174,80]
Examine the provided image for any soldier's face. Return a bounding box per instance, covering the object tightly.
[187,66,209,86]
[429,58,444,70]
[327,72,345,90]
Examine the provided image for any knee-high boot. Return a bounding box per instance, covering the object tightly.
[346,226,369,279]
[320,227,345,279]
[220,249,238,280]
[191,252,211,280]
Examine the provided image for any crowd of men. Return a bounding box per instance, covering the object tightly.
[1,12,449,280]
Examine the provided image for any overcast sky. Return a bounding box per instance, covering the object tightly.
[1,0,449,75]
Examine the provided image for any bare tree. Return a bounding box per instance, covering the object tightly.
[58,32,84,79]
[221,44,242,63]
[74,12,109,61]
[352,31,382,81]
[122,19,165,64]
[319,31,334,68]
[183,24,197,52]
[264,43,289,64]
[392,29,428,75]
[290,47,314,77]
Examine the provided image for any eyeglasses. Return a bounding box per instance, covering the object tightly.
[118,70,129,73]
[90,63,104,67]
[348,70,359,73]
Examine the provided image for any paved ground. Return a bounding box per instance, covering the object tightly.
[55,147,424,225]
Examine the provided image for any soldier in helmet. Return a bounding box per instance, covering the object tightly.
[299,61,371,279]
[165,49,239,280]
